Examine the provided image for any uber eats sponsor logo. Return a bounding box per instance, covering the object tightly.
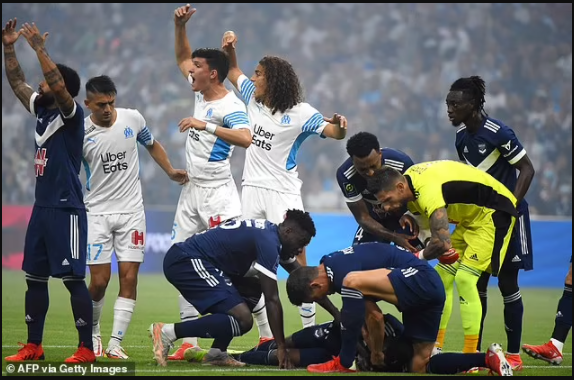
[252,124,274,151]
[101,151,128,173]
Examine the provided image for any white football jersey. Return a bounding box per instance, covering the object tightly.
[82,108,154,214]
[186,74,251,187]
[237,75,328,195]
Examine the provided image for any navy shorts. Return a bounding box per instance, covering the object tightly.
[504,202,534,271]
[388,265,446,343]
[23,206,87,278]
[163,245,244,315]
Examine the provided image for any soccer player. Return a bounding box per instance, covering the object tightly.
[447,76,536,369]
[149,210,339,368]
[367,161,518,356]
[286,242,448,373]
[169,5,252,359]
[82,75,188,359]
[222,27,347,337]
[522,258,572,365]
[3,20,94,363]
[336,132,422,250]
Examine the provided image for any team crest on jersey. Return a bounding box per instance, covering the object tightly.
[34,148,48,177]
[478,143,487,155]
[124,126,134,139]
[206,108,214,119]
[281,115,291,125]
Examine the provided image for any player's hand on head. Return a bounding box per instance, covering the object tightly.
[174,4,196,25]
[168,168,189,185]
[324,113,347,129]
[19,22,48,51]
[221,31,237,50]
[2,18,21,46]
[394,235,418,253]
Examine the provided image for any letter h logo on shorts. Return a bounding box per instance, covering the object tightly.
[131,230,145,246]
[209,215,222,229]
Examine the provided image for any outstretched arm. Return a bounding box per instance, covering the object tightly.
[2,18,35,113]
[145,140,188,185]
[20,23,75,117]
[321,113,347,140]
[422,207,452,260]
[221,31,244,90]
[174,4,196,80]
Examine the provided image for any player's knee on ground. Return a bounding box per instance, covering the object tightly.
[411,342,434,373]
[229,303,254,335]
[497,267,520,296]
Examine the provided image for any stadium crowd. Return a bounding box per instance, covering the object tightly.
[2,3,571,216]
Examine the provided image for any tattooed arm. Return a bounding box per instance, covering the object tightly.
[422,207,452,260]
[20,23,75,118]
[2,18,35,113]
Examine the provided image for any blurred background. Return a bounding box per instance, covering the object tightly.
[2,3,572,216]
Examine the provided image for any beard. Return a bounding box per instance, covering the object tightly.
[35,92,56,108]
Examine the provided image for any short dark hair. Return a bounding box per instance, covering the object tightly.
[85,75,117,96]
[286,266,319,306]
[56,63,81,98]
[192,48,230,83]
[283,209,316,238]
[346,132,380,158]
[450,76,488,117]
[366,166,404,195]
[259,56,302,115]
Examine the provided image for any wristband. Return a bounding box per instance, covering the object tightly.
[205,123,218,134]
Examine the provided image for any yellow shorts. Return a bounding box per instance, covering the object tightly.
[451,210,516,276]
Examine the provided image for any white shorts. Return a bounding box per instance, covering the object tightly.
[172,181,242,244]
[87,210,146,265]
[241,185,304,224]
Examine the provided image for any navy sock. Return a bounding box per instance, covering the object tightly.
[339,287,365,368]
[212,336,233,351]
[503,291,523,353]
[427,353,486,374]
[25,274,49,345]
[237,350,277,365]
[174,314,243,342]
[63,277,93,350]
[552,284,572,343]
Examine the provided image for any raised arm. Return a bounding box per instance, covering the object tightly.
[20,23,74,117]
[221,31,244,90]
[321,113,347,140]
[174,4,197,80]
[2,18,35,113]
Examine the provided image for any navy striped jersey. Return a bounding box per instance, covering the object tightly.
[176,219,282,280]
[336,148,414,210]
[31,95,85,209]
[455,117,526,195]
[320,243,429,295]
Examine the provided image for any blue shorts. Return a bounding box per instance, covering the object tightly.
[504,202,533,271]
[163,245,244,315]
[388,265,446,343]
[23,206,87,278]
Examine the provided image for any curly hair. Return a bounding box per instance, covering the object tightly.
[259,56,303,114]
[450,75,488,118]
[346,132,380,158]
[284,209,316,238]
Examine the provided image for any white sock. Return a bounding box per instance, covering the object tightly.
[92,297,105,336]
[299,302,316,328]
[162,323,177,342]
[253,294,273,339]
[108,297,135,348]
[551,338,564,353]
[179,294,200,346]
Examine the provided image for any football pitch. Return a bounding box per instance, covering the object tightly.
[2,270,571,376]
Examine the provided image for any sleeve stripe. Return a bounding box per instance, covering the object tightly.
[62,101,77,119]
[137,126,155,145]
[345,194,363,203]
[29,92,39,116]
[240,78,256,103]
[508,149,526,165]
[301,113,324,133]
[223,111,250,128]
[253,263,277,281]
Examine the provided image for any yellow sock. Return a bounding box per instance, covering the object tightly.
[436,329,446,349]
[464,335,479,353]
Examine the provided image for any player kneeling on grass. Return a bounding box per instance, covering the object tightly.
[149,210,340,368]
[286,243,513,375]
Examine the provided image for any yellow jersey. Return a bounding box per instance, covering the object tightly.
[405,160,518,226]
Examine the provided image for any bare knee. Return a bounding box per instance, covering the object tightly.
[229,303,253,335]
[89,266,111,300]
[410,342,434,373]
[342,272,362,290]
